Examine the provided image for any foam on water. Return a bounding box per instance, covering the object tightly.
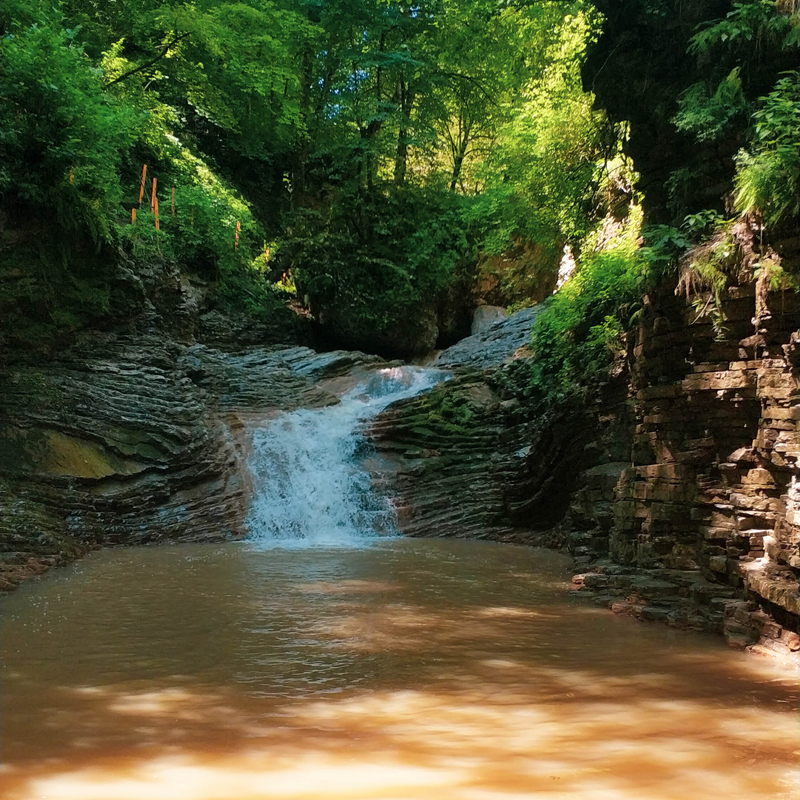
[245,366,447,548]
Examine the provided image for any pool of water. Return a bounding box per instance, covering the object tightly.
[1,538,797,800]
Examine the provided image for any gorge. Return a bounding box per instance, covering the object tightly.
[0,0,798,797]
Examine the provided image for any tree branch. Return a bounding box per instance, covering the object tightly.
[433,70,498,106]
[103,32,190,90]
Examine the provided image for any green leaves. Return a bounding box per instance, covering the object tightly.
[284,186,473,342]
[528,206,647,395]
[689,0,799,55]
[673,69,747,143]
[734,71,800,224]
[465,7,606,275]
[0,20,139,242]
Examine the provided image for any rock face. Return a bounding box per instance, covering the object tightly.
[369,373,603,542]
[433,306,541,369]
[369,272,799,657]
[582,0,798,224]
[0,335,381,590]
[575,273,799,658]
[369,306,593,540]
[470,305,507,335]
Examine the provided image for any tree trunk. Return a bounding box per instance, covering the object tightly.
[394,80,416,187]
[449,120,471,191]
[291,45,314,209]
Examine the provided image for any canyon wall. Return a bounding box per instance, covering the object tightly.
[370,277,798,657]
[0,327,378,590]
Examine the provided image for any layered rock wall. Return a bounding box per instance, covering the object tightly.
[566,268,798,655]
[370,277,798,656]
[0,335,374,590]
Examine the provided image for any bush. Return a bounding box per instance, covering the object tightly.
[283,187,474,344]
[527,206,654,396]
[734,72,800,225]
[0,20,139,245]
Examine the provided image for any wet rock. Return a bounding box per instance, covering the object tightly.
[471,305,507,335]
[434,306,542,369]
[0,335,389,589]
[368,371,597,541]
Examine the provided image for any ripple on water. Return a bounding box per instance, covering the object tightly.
[0,538,797,800]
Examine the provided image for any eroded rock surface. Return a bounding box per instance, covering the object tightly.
[433,306,541,369]
[369,275,799,658]
[369,374,599,542]
[0,337,383,590]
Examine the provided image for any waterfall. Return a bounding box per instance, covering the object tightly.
[245,366,446,548]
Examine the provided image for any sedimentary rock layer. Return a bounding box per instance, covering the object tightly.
[0,337,379,590]
[369,276,799,656]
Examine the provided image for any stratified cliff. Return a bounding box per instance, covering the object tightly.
[0,317,384,590]
[580,0,799,654]
[370,265,798,657]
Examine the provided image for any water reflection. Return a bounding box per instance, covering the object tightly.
[0,539,797,800]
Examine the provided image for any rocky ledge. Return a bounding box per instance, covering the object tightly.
[368,306,575,541]
[368,281,799,660]
[0,334,382,591]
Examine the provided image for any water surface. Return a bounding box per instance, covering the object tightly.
[1,538,797,800]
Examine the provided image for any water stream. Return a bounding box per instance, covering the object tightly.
[0,365,797,800]
[245,365,446,548]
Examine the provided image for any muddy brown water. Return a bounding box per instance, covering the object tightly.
[1,538,797,800]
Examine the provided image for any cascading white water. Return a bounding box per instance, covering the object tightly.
[245,366,447,548]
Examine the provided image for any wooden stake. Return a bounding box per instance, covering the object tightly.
[234,220,240,251]
[151,177,157,213]
[138,165,147,205]
[131,208,137,224]
[154,196,160,231]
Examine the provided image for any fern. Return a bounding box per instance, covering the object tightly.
[673,69,747,142]
[734,72,800,224]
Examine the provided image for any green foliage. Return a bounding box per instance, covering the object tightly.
[674,220,740,338]
[0,19,139,244]
[638,223,691,269]
[284,187,473,339]
[673,68,747,142]
[0,0,654,359]
[669,0,800,226]
[753,254,800,292]
[468,8,607,264]
[734,72,800,224]
[528,206,651,396]
[689,0,800,55]
[0,0,301,343]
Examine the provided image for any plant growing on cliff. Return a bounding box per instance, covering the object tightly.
[733,71,800,225]
[673,68,748,143]
[689,0,800,55]
[528,205,648,395]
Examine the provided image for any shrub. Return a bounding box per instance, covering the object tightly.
[528,206,651,396]
[734,72,800,225]
[283,187,474,342]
